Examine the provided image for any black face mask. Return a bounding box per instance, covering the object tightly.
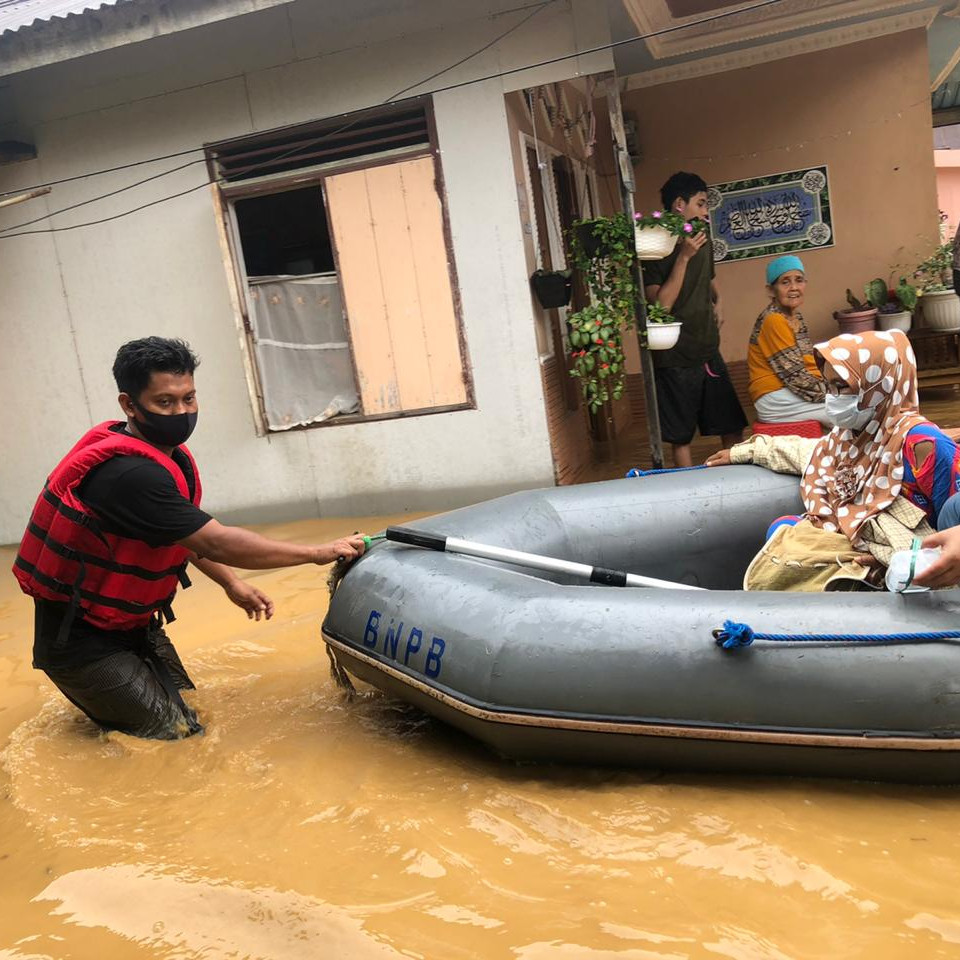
[132,401,198,447]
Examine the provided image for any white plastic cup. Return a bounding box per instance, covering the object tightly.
[885,546,941,593]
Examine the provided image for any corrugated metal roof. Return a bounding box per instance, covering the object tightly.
[0,0,125,35]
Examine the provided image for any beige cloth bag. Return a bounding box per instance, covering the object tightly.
[743,519,875,592]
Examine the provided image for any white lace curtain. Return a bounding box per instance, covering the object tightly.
[247,274,360,430]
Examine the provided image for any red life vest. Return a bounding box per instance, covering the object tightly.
[13,421,203,631]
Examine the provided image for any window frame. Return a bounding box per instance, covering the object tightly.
[518,132,599,363]
[208,100,474,436]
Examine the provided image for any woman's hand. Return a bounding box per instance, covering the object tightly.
[705,449,732,467]
[224,580,275,621]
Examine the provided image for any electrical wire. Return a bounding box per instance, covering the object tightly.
[0,0,561,237]
[0,0,790,240]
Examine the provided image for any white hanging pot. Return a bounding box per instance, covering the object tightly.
[635,225,679,261]
[647,322,682,350]
[918,290,960,332]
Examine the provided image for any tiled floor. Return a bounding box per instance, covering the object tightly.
[572,385,960,486]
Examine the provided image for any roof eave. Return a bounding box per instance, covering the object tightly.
[0,0,296,78]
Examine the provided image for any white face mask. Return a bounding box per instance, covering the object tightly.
[824,393,873,432]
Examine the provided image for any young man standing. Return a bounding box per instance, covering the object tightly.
[13,337,367,740]
[643,171,747,467]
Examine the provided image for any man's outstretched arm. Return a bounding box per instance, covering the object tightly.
[179,519,365,569]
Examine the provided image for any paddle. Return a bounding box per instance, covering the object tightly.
[384,526,705,591]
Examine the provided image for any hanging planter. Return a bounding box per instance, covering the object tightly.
[634,225,678,261]
[572,220,610,260]
[633,210,706,261]
[530,269,573,309]
[647,322,683,350]
[645,301,681,351]
[566,214,637,414]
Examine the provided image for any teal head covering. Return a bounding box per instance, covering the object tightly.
[766,255,805,285]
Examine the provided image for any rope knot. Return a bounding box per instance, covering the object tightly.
[713,620,755,650]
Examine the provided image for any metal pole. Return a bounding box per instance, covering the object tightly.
[602,75,664,470]
[385,526,704,590]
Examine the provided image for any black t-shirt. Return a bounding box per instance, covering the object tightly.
[33,425,212,670]
[642,232,718,368]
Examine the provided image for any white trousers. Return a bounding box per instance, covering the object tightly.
[754,387,832,426]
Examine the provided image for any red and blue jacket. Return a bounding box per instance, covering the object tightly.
[13,422,202,631]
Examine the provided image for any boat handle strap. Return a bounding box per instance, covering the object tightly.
[386,526,448,552]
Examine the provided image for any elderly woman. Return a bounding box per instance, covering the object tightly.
[747,255,831,426]
[707,329,960,590]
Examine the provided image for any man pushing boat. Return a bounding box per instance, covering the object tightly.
[12,336,366,740]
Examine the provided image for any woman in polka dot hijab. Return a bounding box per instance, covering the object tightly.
[803,329,927,540]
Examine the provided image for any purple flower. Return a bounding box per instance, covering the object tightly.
[634,212,642,220]
[683,222,693,233]
[652,211,662,219]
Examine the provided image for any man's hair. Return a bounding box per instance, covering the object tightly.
[660,172,708,211]
[113,337,200,398]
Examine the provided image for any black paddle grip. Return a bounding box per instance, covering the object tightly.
[386,526,448,552]
[589,566,628,587]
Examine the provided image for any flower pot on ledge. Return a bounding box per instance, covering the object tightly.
[876,309,912,333]
[917,289,960,332]
[834,308,877,335]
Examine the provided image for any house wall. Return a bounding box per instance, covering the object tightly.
[611,29,940,379]
[0,0,612,543]
[935,149,960,240]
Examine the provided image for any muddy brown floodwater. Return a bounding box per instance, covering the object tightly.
[1,514,960,959]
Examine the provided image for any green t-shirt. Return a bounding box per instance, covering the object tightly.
[642,236,718,368]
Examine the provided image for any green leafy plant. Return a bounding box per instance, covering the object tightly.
[843,287,874,312]
[633,210,708,237]
[912,241,954,294]
[893,277,919,312]
[863,276,917,314]
[646,301,676,324]
[566,214,637,413]
[863,278,888,310]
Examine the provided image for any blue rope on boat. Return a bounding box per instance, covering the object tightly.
[626,464,709,478]
[713,619,960,650]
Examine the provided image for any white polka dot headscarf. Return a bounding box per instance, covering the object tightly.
[802,329,927,540]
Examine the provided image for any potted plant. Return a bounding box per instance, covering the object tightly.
[566,214,637,413]
[645,301,682,350]
[530,268,573,309]
[632,210,707,261]
[864,276,917,333]
[913,241,960,332]
[834,286,878,334]
[572,216,628,260]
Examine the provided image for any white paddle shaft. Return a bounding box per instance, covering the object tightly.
[385,527,705,591]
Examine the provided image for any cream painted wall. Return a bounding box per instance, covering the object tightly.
[615,29,940,367]
[935,150,960,239]
[0,0,613,543]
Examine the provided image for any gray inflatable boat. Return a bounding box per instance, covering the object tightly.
[322,466,960,783]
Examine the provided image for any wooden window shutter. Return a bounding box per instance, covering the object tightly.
[324,156,467,415]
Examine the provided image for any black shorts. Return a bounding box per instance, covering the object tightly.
[41,616,203,740]
[654,352,748,446]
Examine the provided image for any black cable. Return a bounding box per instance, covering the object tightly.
[0,0,560,236]
[0,0,787,240]
[0,0,557,199]
[0,156,205,233]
